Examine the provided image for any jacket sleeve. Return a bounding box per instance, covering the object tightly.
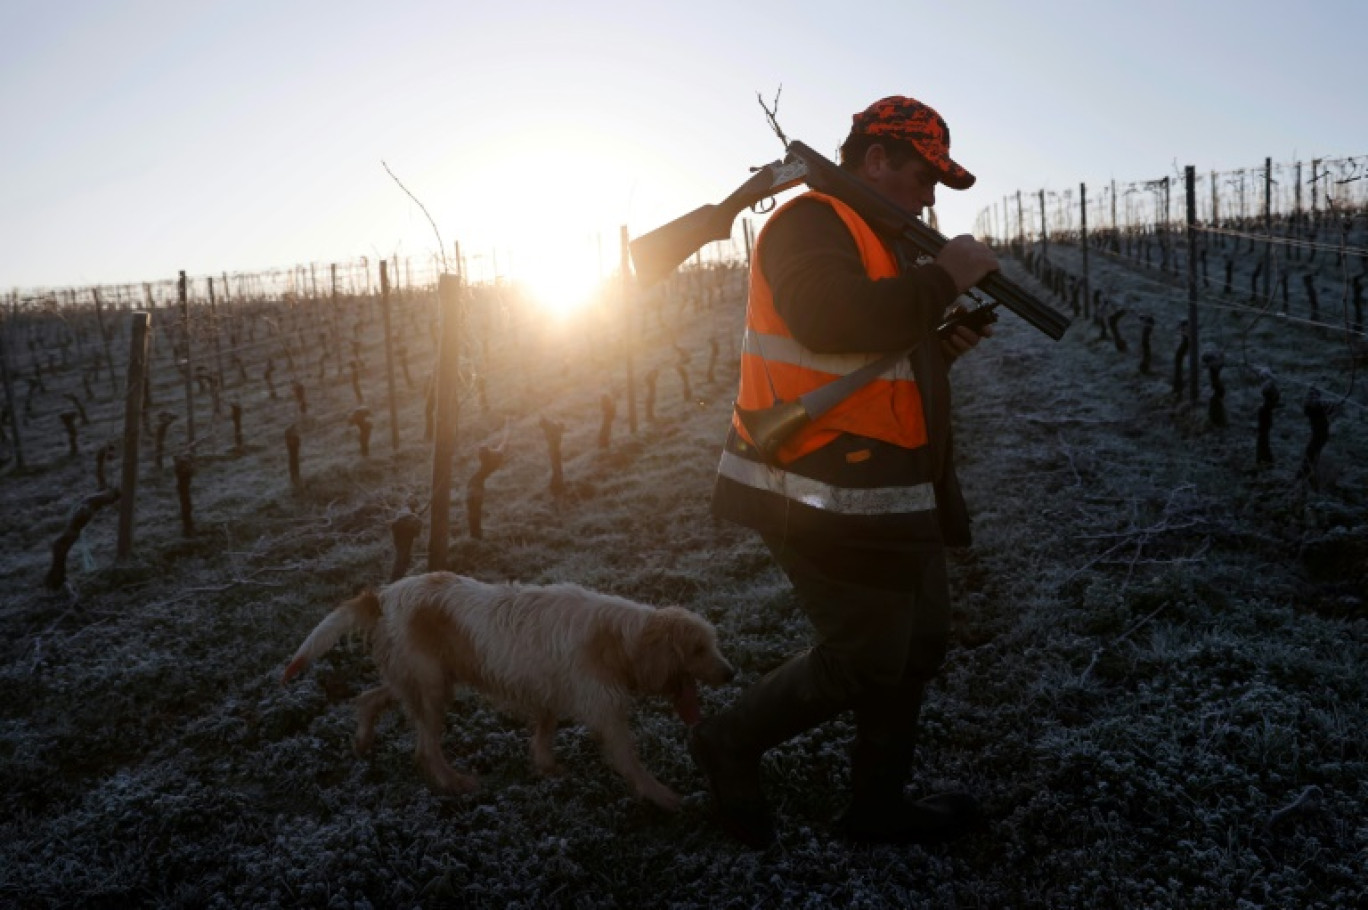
[758,197,960,354]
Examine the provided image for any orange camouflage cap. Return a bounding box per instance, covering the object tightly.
[849,95,976,190]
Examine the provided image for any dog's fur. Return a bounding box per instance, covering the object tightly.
[281,571,734,810]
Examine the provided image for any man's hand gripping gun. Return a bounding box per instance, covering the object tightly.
[628,141,1071,463]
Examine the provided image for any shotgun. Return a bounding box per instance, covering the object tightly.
[629,140,1070,341]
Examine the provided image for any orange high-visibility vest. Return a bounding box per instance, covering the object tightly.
[734,190,929,464]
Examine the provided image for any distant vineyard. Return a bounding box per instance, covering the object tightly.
[975,153,1367,468]
[0,241,745,581]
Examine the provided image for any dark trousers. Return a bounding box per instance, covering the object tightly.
[706,532,951,802]
[763,533,951,694]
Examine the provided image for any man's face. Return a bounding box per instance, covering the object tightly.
[865,147,939,216]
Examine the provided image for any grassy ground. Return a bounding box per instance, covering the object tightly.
[1,251,1364,908]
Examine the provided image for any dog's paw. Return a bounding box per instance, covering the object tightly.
[532,759,564,777]
[433,770,479,795]
[645,785,683,812]
[353,731,374,756]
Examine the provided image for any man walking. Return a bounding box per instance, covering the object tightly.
[692,95,999,848]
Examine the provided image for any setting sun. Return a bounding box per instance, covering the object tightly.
[513,240,609,319]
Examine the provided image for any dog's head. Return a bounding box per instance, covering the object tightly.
[636,607,736,725]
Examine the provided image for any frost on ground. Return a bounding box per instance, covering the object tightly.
[1,250,1364,909]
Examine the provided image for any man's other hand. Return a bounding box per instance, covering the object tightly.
[935,235,999,294]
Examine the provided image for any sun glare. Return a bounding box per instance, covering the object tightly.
[516,245,606,319]
[427,120,654,320]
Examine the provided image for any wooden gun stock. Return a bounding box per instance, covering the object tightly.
[629,164,801,288]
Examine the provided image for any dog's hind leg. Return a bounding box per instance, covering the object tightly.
[353,685,395,756]
[590,713,680,811]
[529,711,561,776]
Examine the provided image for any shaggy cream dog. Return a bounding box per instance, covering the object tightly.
[281,571,734,810]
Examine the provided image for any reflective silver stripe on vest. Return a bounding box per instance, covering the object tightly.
[742,330,916,382]
[718,450,936,515]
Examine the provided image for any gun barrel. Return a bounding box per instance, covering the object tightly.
[788,141,1070,341]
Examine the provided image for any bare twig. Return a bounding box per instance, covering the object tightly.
[382,160,448,274]
[757,86,789,148]
[1080,599,1170,682]
[1264,785,1322,834]
[1057,431,1083,485]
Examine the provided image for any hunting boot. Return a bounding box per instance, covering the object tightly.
[835,682,984,844]
[689,648,852,848]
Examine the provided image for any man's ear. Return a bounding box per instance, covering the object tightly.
[862,142,890,178]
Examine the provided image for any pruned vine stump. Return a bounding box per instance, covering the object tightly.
[45,488,120,590]
[348,407,373,457]
[389,509,423,581]
[174,454,195,536]
[466,445,508,538]
[540,417,566,496]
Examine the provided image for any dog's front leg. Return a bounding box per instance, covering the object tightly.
[591,714,680,811]
[405,686,478,795]
[529,712,561,776]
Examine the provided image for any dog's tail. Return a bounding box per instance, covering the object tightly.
[281,588,382,684]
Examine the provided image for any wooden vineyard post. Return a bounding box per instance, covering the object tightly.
[285,424,302,490]
[427,273,462,572]
[330,264,342,375]
[1184,166,1201,404]
[1173,321,1189,399]
[598,393,615,449]
[1016,191,1025,253]
[93,288,118,397]
[179,271,196,445]
[117,312,151,559]
[1293,161,1302,258]
[1262,158,1273,301]
[1039,189,1049,262]
[0,312,25,470]
[208,276,225,416]
[620,226,638,435]
[1079,183,1091,320]
[379,260,400,451]
[644,369,658,422]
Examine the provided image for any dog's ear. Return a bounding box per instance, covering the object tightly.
[635,608,692,693]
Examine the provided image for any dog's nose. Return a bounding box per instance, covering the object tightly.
[721,661,737,683]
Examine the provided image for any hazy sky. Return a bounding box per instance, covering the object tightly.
[3,0,1366,293]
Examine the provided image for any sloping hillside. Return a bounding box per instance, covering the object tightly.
[1,252,1364,908]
